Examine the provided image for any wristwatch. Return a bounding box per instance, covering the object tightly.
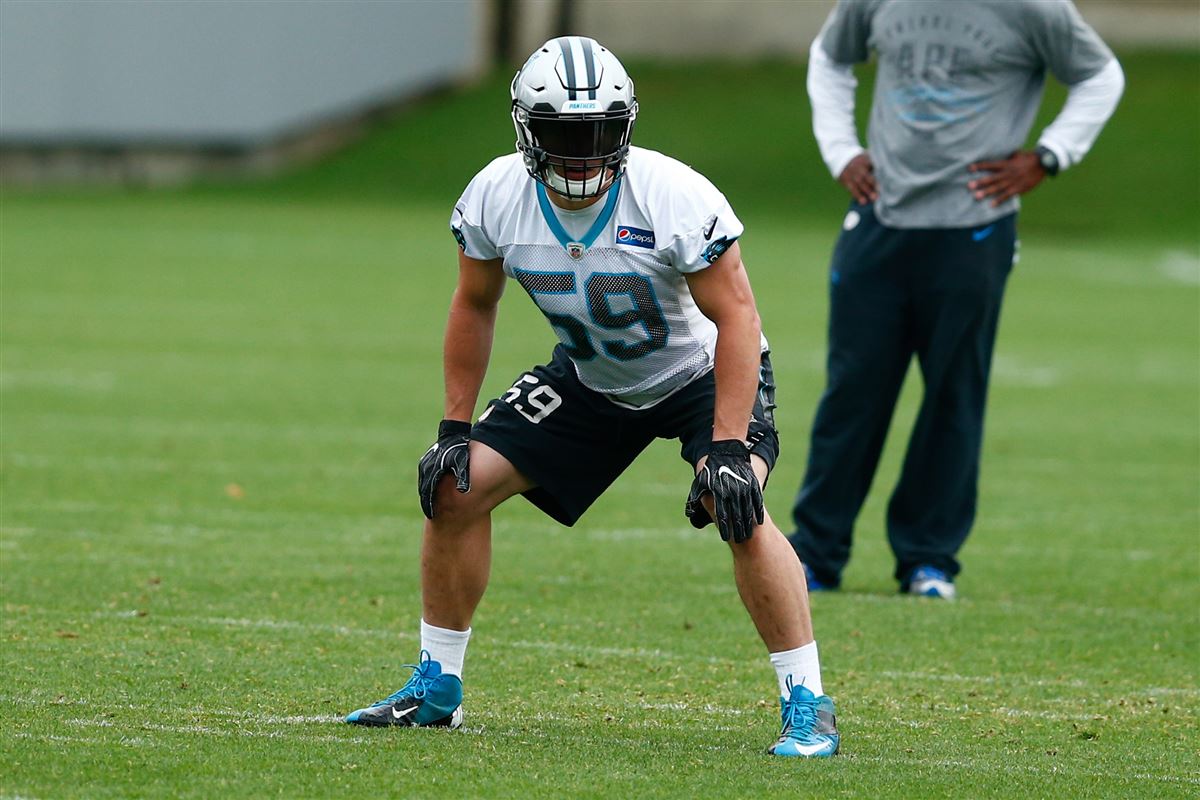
[1034,145,1060,177]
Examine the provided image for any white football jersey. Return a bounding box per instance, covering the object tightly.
[451,146,764,408]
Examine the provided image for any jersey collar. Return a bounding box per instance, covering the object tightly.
[535,177,622,260]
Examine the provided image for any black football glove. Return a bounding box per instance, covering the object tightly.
[685,439,764,543]
[418,419,472,519]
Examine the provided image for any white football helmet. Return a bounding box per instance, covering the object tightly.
[511,37,638,200]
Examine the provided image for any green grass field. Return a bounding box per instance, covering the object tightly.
[2,52,1198,798]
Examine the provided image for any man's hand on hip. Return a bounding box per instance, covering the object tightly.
[418,419,472,519]
[968,152,1046,207]
[838,153,879,206]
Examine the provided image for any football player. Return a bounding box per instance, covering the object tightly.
[344,36,838,758]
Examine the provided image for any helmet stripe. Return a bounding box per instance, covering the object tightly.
[556,37,577,100]
[580,37,597,100]
[569,37,588,97]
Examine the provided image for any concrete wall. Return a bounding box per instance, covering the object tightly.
[0,0,486,146]
[513,0,1200,62]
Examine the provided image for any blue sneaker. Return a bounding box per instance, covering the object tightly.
[344,650,464,728]
[767,678,840,757]
[803,562,835,592]
[904,565,956,600]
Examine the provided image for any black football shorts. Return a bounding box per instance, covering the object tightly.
[470,344,779,526]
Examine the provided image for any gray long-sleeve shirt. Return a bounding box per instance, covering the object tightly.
[814,0,1118,229]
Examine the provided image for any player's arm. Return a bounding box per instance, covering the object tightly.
[682,241,765,543]
[444,250,506,423]
[685,241,760,441]
[418,250,505,519]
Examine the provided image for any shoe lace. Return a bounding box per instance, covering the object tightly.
[780,676,819,739]
[372,649,439,707]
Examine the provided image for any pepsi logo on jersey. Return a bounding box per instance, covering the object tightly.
[616,226,655,249]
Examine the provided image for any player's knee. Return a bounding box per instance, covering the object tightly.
[430,477,488,527]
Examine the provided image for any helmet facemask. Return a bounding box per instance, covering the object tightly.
[513,107,636,199]
[511,37,638,201]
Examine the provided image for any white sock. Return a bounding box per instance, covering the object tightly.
[420,619,471,679]
[769,641,823,698]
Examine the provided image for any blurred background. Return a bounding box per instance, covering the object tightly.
[1,3,1197,796]
[2,0,1198,186]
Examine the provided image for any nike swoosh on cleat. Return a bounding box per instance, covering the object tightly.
[716,465,750,485]
[776,737,837,756]
[391,705,418,720]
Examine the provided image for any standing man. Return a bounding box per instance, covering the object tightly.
[791,1,1124,598]
[344,37,839,758]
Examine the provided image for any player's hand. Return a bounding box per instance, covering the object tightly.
[838,152,879,206]
[417,419,471,519]
[968,152,1046,207]
[684,439,764,543]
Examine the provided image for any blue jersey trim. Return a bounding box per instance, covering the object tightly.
[536,178,623,255]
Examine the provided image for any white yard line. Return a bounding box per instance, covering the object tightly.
[990,356,1062,388]
[33,608,1200,698]
[1051,246,1200,288]
[8,413,407,446]
[1,499,412,527]
[821,592,1192,626]
[12,731,150,748]
[5,607,1197,701]
[0,370,116,392]
[4,692,1154,726]
[67,718,349,743]
[0,527,37,537]
[994,707,1103,722]
[874,669,1200,698]
[8,709,1197,786]
[1158,249,1200,286]
[3,451,396,479]
[6,691,1196,784]
[88,611,736,665]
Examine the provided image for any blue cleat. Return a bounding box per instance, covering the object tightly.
[903,565,956,600]
[766,678,840,758]
[803,562,836,592]
[344,650,464,728]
